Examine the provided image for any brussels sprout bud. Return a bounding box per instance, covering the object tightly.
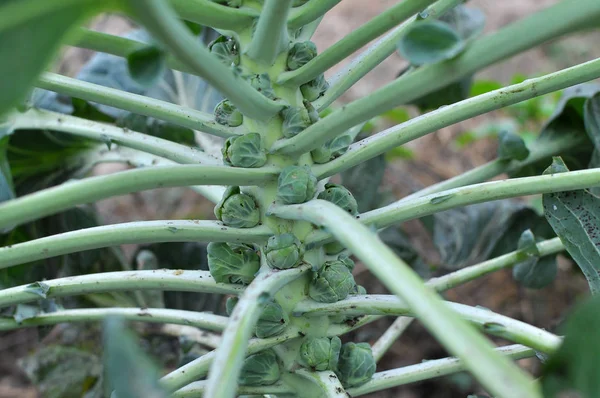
[281,106,312,138]
[335,342,376,388]
[239,349,281,386]
[300,74,329,102]
[209,36,239,66]
[276,166,317,204]
[317,183,358,215]
[222,133,267,168]
[249,73,277,100]
[214,186,260,228]
[287,41,317,70]
[214,99,243,127]
[324,241,345,255]
[207,242,260,285]
[298,336,342,371]
[311,134,352,164]
[354,285,367,295]
[265,233,303,269]
[338,255,355,272]
[226,297,289,338]
[309,261,356,303]
[255,300,289,338]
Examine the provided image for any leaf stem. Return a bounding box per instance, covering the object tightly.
[287,0,342,31]
[0,165,277,229]
[275,0,600,155]
[0,221,272,268]
[127,0,282,121]
[311,57,600,177]
[295,295,561,354]
[278,0,437,86]
[247,0,292,66]
[348,344,536,397]
[168,0,258,31]
[203,264,311,398]
[14,109,219,165]
[270,200,540,398]
[36,73,236,138]
[314,0,462,111]
[0,307,229,332]
[172,382,293,397]
[0,270,244,309]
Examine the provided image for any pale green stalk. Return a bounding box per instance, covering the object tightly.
[348,344,536,397]
[13,109,220,165]
[278,0,437,86]
[287,0,342,31]
[127,0,282,121]
[203,264,312,398]
[36,73,236,138]
[173,382,292,397]
[294,16,324,42]
[0,165,277,229]
[270,200,540,398]
[0,307,229,332]
[401,134,585,201]
[161,328,300,392]
[274,0,600,155]
[247,0,292,66]
[0,270,244,309]
[288,369,348,398]
[67,28,193,74]
[0,221,272,268]
[295,295,561,354]
[87,146,226,203]
[361,168,600,231]
[169,0,258,30]
[314,0,461,111]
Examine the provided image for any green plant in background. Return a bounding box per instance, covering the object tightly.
[1,0,600,397]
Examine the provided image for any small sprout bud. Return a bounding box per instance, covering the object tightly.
[207,242,260,285]
[214,99,243,127]
[300,74,329,102]
[497,130,529,161]
[281,106,312,138]
[324,241,346,255]
[222,133,267,168]
[354,285,367,295]
[335,342,376,388]
[265,233,303,269]
[209,36,239,66]
[311,134,352,164]
[249,73,277,100]
[227,297,289,338]
[338,255,355,272]
[276,166,317,204]
[214,186,260,228]
[309,261,356,303]
[239,349,281,386]
[298,336,342,371]
[287,41,317,70]
[318,183,359,215]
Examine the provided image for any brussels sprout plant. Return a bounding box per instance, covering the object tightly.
[1,0,600,397]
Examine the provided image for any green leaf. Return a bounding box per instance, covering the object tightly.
[103,317,167,398]
[71,98,115,123]
[380,227,430,278]
[341,153,386,213]
[542,295,600,397]
[20,345,103,398]
[127,44,167,87]
[584,93,600,195]
[512,230,557,289]
[543,157,600,295]
[397,20,465,66]
[0,0,97,116]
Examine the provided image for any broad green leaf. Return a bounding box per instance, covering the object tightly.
[341,153,386,213]
[584,93,600,195]
[0,1,97,116]
[542,295,600,397]
[380,227,430,278]
[104,317,167,398]
[20,345,103,398]
[543,157,600,295]
[127,44,166,87]
[497,131,530,161]
[397,20,465,66]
